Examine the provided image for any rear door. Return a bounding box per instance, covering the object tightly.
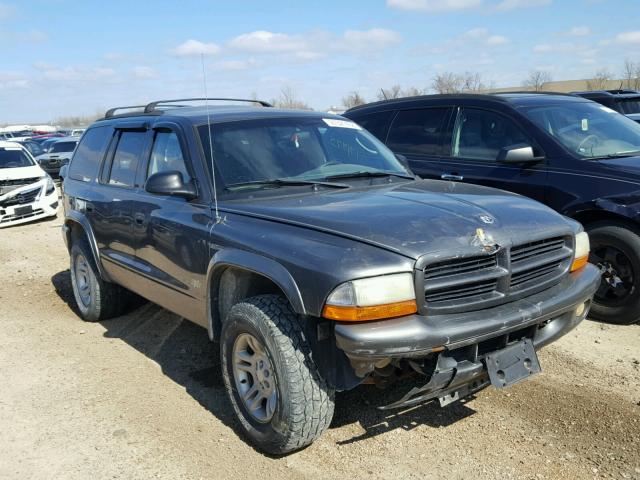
[438,106,548,203]
[386,107,453,179]
[92,125,150,287]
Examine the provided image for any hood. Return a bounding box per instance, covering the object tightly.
[0,164,45,181]
[596,155,640,176]
[37,152,73,160]
[224,179,573,259]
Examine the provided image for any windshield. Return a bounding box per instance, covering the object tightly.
[22,141,44,157]
[198,117,409,189]
[521,102,640,158]
[0,146,36,168]
[50,141,77,153]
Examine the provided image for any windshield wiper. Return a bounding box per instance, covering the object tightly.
[324,170,415,181]
[225,178,349,191]
[589,151,640,160]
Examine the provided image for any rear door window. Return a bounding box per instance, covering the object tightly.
[68,126,113,182]
[107,131,146,187]
[387,108,449,155]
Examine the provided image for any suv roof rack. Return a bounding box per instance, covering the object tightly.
[143,97,272,113]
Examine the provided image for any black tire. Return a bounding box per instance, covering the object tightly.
[69,237,138,322]
[587,221,640,325]
[220,295,335,454]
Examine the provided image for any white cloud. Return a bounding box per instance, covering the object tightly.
[132,66,156,79]
[0,2,15,20]
[425,28,510,54]
[227,28,400,60]
[562,26,592,37]
[495,0,551,10]
[340,28,402,52]
[170,39,221,57]
[386,0,482,11]
[613,31,640,45]
[0,71,29,89]
[213,58,262,71]
[228,31,307,53]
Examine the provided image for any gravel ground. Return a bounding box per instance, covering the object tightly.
[0,210,639,480]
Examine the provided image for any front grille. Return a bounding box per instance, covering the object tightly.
[0,186,41,207]
[0,177,41,196]
[421,235,572,313]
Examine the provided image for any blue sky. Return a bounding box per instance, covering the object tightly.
[1,0,640,123]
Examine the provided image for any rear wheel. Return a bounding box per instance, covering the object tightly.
[69,238,139,321]
[587,221,640,325]
[221,295,335,454]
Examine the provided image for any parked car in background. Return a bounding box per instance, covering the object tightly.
[60,98,599,453]
[70,128,86,136]
[345,92,640,324]
[572,90,640,123]
[0,141,58,227]
[14,139,45,158]
[36,136,78,176]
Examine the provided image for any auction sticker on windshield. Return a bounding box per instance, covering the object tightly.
[323,118,362,129]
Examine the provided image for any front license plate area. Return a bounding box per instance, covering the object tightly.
[14,205,33,216]
[485,339,541,388]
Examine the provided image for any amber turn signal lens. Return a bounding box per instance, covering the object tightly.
[570,255,589,272]
[322,299,418,322]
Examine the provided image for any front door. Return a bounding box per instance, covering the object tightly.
[132,125,213,325]
[439,107,548,204]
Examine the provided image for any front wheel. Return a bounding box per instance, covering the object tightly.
[220,295,335,454]
[587,221,640,325]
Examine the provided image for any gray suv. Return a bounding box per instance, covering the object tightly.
[60,98,600,454]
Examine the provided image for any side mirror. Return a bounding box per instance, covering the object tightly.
[497,144,543,164]
[59,164,69,179]
[145,171,197,200]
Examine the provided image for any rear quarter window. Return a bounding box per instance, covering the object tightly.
[68,126,113,182]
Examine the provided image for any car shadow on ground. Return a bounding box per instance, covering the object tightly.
[51,269,477,448]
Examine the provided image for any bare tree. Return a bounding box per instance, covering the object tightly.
[377,85,402,100]
[271,86,311,110]
[622,59,640,90]
[342,91,366,108]
[461,72,486,92]
[586,69,612,91]
[523,70,552,92]
[53,109,104,127]
[401,86,424,97]
[431,72,463,94]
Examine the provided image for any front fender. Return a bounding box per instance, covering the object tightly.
[205,248,306,340]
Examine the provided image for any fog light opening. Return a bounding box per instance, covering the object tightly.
[575,300,590,319]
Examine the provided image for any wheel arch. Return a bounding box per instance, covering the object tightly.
[206,249,306,341]
[62,212,109,281]
[569,208,640,232]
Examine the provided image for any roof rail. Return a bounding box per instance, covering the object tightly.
[492,90,574,96]
[144,97,272,113]
[104,105,147,118]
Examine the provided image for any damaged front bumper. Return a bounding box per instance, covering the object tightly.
[0,179,58,228]
[334,264,601,408]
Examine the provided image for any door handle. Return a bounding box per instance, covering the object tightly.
[441,173,464,181]
[134,213,146,225]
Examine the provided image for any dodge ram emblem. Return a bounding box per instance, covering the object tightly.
[479,215,495,224]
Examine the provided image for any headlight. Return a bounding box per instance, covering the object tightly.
[322,273,417,322]
[45,174,55,195]
[571,231,590,272]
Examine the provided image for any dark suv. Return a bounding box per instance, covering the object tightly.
[60,98,599,454]
[345,93,640,325]
[572,89,640,123]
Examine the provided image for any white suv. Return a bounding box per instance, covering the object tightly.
[0,141,58,228]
